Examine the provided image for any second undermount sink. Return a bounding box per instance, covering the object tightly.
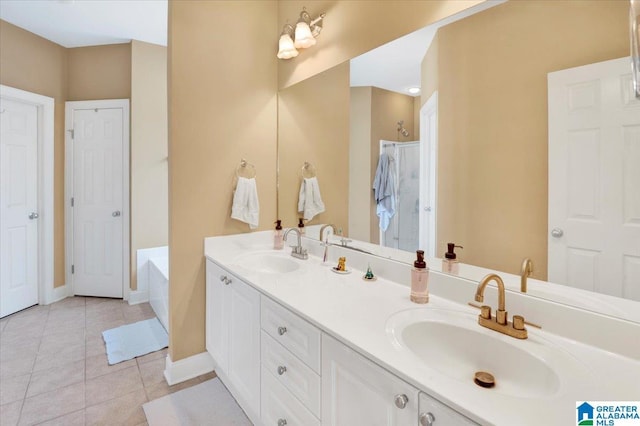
[386,308,565,398]
[233,251,301,274]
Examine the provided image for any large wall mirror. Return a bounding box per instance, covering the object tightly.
[277,0,640,323]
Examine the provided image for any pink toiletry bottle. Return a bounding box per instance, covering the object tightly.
[274,220,284,250]
[410,250,429,304]
[442,243,463,274]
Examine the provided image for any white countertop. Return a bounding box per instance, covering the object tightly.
[204,231,640,425]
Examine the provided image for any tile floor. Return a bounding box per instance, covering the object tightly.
[0,297,215,426]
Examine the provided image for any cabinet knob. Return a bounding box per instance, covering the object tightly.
[277,420,287,426]
[394,394,409,409]
[419,412,435,426]
[219,275,227,282]
[225,277,232,285]
[277,365,287,375]
[551,228,564,238]
[277,326,287,335]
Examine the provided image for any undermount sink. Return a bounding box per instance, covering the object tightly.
[386,308,563,398]
[233,251,300,274]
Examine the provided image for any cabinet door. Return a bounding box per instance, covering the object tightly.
[322,334,419,426]
[418,392,477,426]
[205,259,229,372]
[227,275,261,416]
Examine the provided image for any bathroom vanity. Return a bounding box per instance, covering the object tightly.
[204,232,640,426]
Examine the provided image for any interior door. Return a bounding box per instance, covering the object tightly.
[548,57,640,300]
[70,106,125,298]
[0,97,39,317]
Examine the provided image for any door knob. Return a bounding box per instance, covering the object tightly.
[550,228,564,238]
[112,211,121,217]
[423,206,432,212]
[28,212,39,220]
[419,412,436,426]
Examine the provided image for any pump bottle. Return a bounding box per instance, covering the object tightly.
[442,243,463,274]
[410,250,429,304]
[274,220,284,250]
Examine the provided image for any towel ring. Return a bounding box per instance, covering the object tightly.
[236,159,256,179]
[301,161,316,179]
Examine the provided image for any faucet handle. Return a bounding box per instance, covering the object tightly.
[512,315,525,331]
[480,305,491,320]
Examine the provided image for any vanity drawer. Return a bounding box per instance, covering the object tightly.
[262,366,321,426]
[261,331,321,417]
[261,296,321,373]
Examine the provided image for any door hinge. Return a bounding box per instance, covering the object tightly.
[71,197,74,207]
[71,265,75,274]
[67,129,74,140]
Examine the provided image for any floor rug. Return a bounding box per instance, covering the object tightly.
[102,317,168,365]
[143,378,252,425]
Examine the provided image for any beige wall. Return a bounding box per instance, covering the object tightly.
[131,40,168,290]
[278,62,350,231]
[0,20,67,287]
[349,87,372,241]
[427,0,629,278]
[67,44,131,101]
[277,0,485,89]
[168,0,278,362]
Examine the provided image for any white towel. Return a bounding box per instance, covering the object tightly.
[298,176,325,221]
[372,153,396,231]
[231,177,259,229]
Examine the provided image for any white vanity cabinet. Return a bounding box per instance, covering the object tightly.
[321,333,420,425]
[205,259,261,421]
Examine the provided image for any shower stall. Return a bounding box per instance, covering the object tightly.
[378,140,420,252]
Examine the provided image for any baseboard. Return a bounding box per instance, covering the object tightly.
[128,289,149,305]
[164,351,215,386]
[46,284,70,305]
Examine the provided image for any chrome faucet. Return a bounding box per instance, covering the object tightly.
[474,273,527,339]
[520,258,533,293]
[319,224,337,242]
[283,228,308,260]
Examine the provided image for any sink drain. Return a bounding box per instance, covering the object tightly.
[474,371,495,388]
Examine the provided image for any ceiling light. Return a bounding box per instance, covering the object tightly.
[408,87,421,95]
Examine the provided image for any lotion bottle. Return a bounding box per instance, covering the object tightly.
[442,243,463,274]
[298,218,306,235]
[274,220,284,250]
[410,250,429,303]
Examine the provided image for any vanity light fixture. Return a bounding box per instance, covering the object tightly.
[277,7,326,59]
[277,24,298,59]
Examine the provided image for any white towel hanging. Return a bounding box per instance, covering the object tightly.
[298,176,325,221]
[231,176,259,229]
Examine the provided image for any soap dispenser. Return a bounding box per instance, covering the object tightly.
[273,220,284,250]
[442,243,463,274]
[297,218,306,235]
[410,250,429,304]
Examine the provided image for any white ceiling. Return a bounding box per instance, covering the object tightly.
[350,1,506,96]
[0,0,167,48]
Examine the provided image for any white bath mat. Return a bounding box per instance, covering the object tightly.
[102,317,168,365]
[143,378,252,426]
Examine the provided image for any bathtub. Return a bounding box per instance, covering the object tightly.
[135,246,169,332]
[149,255,169,332]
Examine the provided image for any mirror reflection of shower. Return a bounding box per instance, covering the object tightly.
[397,120,410,141]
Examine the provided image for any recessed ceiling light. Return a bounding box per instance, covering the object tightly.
[408,87,421,95]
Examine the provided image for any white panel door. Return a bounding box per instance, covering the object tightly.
[548,57,640,300]
[0,98,39,317]
[71,107,124,298]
